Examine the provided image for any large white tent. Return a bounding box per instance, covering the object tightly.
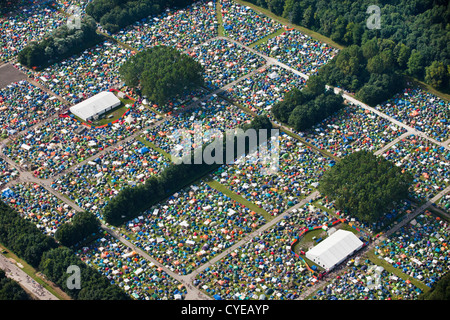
[306,229,363,271]
[70,91,121,122]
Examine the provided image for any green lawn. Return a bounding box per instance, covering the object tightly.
[136,136,172,160]
[90,104,130,127]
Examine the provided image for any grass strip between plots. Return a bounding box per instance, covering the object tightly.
[206,178,273,222]
[248,27,285,48]
[216,1,225,37]
[233,0,344,50]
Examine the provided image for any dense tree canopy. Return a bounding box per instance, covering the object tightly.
[55,211,101,247]
[119,46,204,106]
[0,201,129,299]
[246,0,449,92]
[318,150,413,226]
[86,0,195,33]
[271,77,345,131]
[0,270,30,300]
[0,201,57,268]
[39,247,130,300]
[18,16,102,70]
[420,271,450,300]
[103,117,273,225]
[316,40,405,106]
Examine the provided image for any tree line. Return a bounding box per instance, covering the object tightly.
[86,0,195,34]
[119,46,204,106]
[271,76,345,131]
[18,16,103,70]
[103,115,274,225]
[0,269,31,300]
[0,201,129,300]
[245,0,449,94]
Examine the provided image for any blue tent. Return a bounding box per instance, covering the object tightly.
[139,147,149,154]
[1,188,15,198]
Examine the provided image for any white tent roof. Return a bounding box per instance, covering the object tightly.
[70,91,120,121]
[306,230,363,271]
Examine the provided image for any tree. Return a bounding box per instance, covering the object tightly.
[249,115,273,131]
[0,271,30,300]
[55,212,101,247]
[420,272,450,300]
[39,247,130,300]
[302,5,314,28]
[319,151,413,227]
[17,16,102,70]
[394,43,412,69]
[425,61,449,90]
[86,0,195,33]
[272,87,344,132]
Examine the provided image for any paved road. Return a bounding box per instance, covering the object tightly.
[102,225,212,300]
[0,254,59,300]
[332,88,450,151]
[1,21,449,301]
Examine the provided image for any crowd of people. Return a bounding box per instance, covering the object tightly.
[438,192,450,212]
[0,158,19,188]
[301,103,408,158]
[21,41,132,104]
[310,258,423,300]
[141,95,253,155]
[213,133,333,214]
[0,3,65,62]
[4,99,158,179]
[51,138,171,218]
[55,0,92,16]
[76,231,188,300]
[194,202,337,300]
[190,38,265,90]
[224,64,306,115]
[112,0,218,52]
[0,0,448,301]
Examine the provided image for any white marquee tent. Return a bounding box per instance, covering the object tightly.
[305,229,364,271]
[70,91,121,122]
